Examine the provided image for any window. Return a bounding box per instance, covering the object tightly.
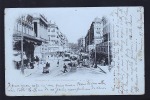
[34,22,37,37]
[24,26,27,34]
[51,35,55,37]
[51,29,55,32]
[28,28,29,34]
[51,40,55,42]
[104,48,106,52]
[48,29,50,32]
[97,32,100,34]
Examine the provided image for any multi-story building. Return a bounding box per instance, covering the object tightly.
[47,22,60,56]
[47,22,68,56]
[96,16,112,65]
[58,32,65,51]
[85,17,103,52]
[33,14,49,60]
[63,35,69,52]
[13,14,49,66]
[78,36,85,52]
[68,43,79,53]
[85,29,92,52]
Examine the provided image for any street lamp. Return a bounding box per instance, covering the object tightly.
[108,23,111,71]
[21,15,24,74]
[94,38,97,68]
[88,30,90,67]
[108,31,110,66]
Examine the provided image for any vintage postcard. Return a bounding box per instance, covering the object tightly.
[5,7,144,96]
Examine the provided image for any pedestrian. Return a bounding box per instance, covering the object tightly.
[57,60,59,67]
[43,62,50,73]
[69,61,72,67]
[16,62,19,69]
[77,59,79,65]
[46,62,50,68]
[30,62,34,69]
[63,63,68,73]
[94,61,97,68]
[36,56,39,65]
[73,63,75,67]
[101,58,105,66]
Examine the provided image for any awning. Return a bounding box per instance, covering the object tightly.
[13,33,48,45]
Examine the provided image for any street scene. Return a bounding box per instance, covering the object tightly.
[11,7,144,79]
[12,14,110,78]
[5,7,144,95]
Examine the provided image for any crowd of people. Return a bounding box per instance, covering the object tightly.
[15,56,40,70]
[14,51,109,74]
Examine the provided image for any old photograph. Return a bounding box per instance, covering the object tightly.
[5,7,144,96]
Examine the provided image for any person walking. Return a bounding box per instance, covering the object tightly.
[63,63,68,73]
[46,62,50,68]
[57,60,59,67]
[16,62,20,69]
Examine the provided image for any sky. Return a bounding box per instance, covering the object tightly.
[5,7,114,43]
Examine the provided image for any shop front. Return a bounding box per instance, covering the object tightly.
[13,34,45,69]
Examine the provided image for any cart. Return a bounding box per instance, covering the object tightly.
[43,66,49,73]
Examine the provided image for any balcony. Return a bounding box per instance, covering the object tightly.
[13,30,47,44]
[14,30,35,37]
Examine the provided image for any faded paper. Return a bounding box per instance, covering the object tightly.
[5,7,144,96]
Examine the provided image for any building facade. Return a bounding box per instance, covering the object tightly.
[78,36,85,52]
[47,22,68,57]
[96,16,112,65]
[33,14,49,60]
[85,17,103,52]
[85,29,93,52]
[13,14,49,68]
[47,22,60,56]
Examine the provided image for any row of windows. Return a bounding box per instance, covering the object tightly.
[41,48,47,50]
[39,20,48,29]
[97,42,109,46]
[48,29,55,32]
[97,47,107,53]
[17,19,32,25]
[96,32,100,34]
[96,28,101,30]
[50,35,55,37]
[17,23,33,30]
[16,24,34,35]
[40,23,48,29]
[41,46,47,47]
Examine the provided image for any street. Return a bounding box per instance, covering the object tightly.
[23,56,110,79]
